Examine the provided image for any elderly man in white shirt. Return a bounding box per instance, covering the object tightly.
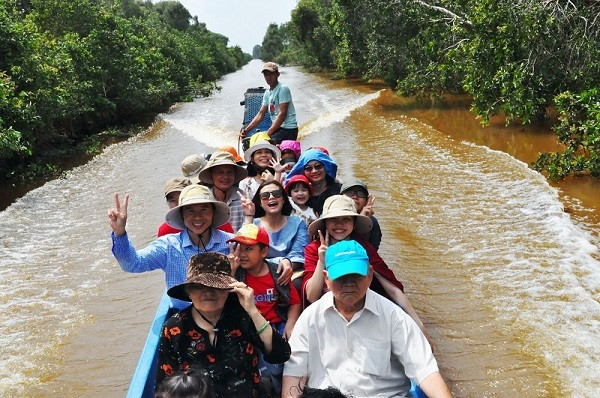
[282,240,452,398]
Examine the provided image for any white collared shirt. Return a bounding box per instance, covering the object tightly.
[284,289,438,397]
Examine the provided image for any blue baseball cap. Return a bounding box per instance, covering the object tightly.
[325,240,369,280]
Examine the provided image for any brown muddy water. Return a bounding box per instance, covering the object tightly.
[0,60,598,397]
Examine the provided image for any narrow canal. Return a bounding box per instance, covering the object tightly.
[0,60,598,397]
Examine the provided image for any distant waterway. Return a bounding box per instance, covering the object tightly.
[0,59,598,397]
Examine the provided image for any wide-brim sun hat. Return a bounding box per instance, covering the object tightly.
[244,132,281,162]
[307,195,372,238]
[198,151,248,184]
[181,154,206,184]
[164,177,192,197]
[167,252,237,301]
[165,184,231,229]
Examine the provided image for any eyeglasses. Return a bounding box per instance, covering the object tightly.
[303,163,324,173]
[343,189,367,198]
[259,189,284,200]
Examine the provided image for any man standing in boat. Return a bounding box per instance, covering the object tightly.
[282,240,453,398]
[240,62,298,144]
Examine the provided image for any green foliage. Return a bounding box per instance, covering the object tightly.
[533,89,600,181]
[281,0,600,179]
[261,23,285,63]
[0,0,250,183]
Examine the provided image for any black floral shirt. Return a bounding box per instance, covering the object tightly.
[156,295,291,397]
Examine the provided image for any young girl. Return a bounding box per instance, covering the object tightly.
[284,174,317,228]
[278,140,301,182]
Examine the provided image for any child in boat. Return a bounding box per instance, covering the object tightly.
[278,140,301,182]
[285,174,318,228]
[302,195,431,343]
[340,178,381,250]
[227,223,301,395]
[157,177,191,237]
[155,368,215,398]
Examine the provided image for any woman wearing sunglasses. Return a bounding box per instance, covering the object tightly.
[283,148,342,216]
[239,180,308,287]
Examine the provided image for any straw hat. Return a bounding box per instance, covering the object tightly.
[181,154,207,183]
[198,151,248,185]
[307,195,372,238]
[165,185,231,229]
[167,253,237,301]
[244,132,281,162]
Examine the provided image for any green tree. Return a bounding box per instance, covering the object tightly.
[261,23,284,62]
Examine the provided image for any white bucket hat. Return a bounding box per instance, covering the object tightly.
[308,195,372,238]
[243,132,281,162]
[165,185,231,229]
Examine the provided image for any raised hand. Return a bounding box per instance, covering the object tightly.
[360,195,376,217]
[228,242,241,275]
[238,189,255,217]
[317,230,329,262]
[230,281,256,313]
[107,193,129,237]
[269,157,285,174]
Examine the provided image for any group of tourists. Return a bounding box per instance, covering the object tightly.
[108,62,452,398]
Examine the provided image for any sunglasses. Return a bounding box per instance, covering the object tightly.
[259,189,284,200]
[303,163,324,173]
[343,189,367,198]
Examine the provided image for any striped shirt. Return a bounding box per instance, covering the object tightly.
[111,229,233,309]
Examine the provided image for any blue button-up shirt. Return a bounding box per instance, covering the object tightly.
[111,228,233,309]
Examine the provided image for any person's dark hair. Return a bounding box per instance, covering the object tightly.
[246,160,276,177]
[299,386,348,397]
[253,180,293,217]
[155,368,215,398]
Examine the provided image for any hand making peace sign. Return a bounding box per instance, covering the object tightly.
[108,193,129,237]
[237,189,255,217]
[360,195,376,217]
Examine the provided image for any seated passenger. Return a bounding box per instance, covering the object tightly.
[157,177,191,237]
[156,252,291,397]
[278,140,301,182]
[108,185,233,309]
[340,178,381,250]
[284,148,341,215]
[198,151,248,232]
[285,174,318,227]
[239,133,281,198]
[239,180,308,287]
[228,224,301,394]
[155,368,215,398]
[282,240,452,398]
[302,195,430,341]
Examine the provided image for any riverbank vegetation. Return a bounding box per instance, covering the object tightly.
[0,0,250,184]
[265,0,600,181]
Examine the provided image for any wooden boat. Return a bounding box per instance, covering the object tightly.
[126,87,429,398]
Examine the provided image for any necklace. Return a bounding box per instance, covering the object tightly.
[194,307,222,346]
